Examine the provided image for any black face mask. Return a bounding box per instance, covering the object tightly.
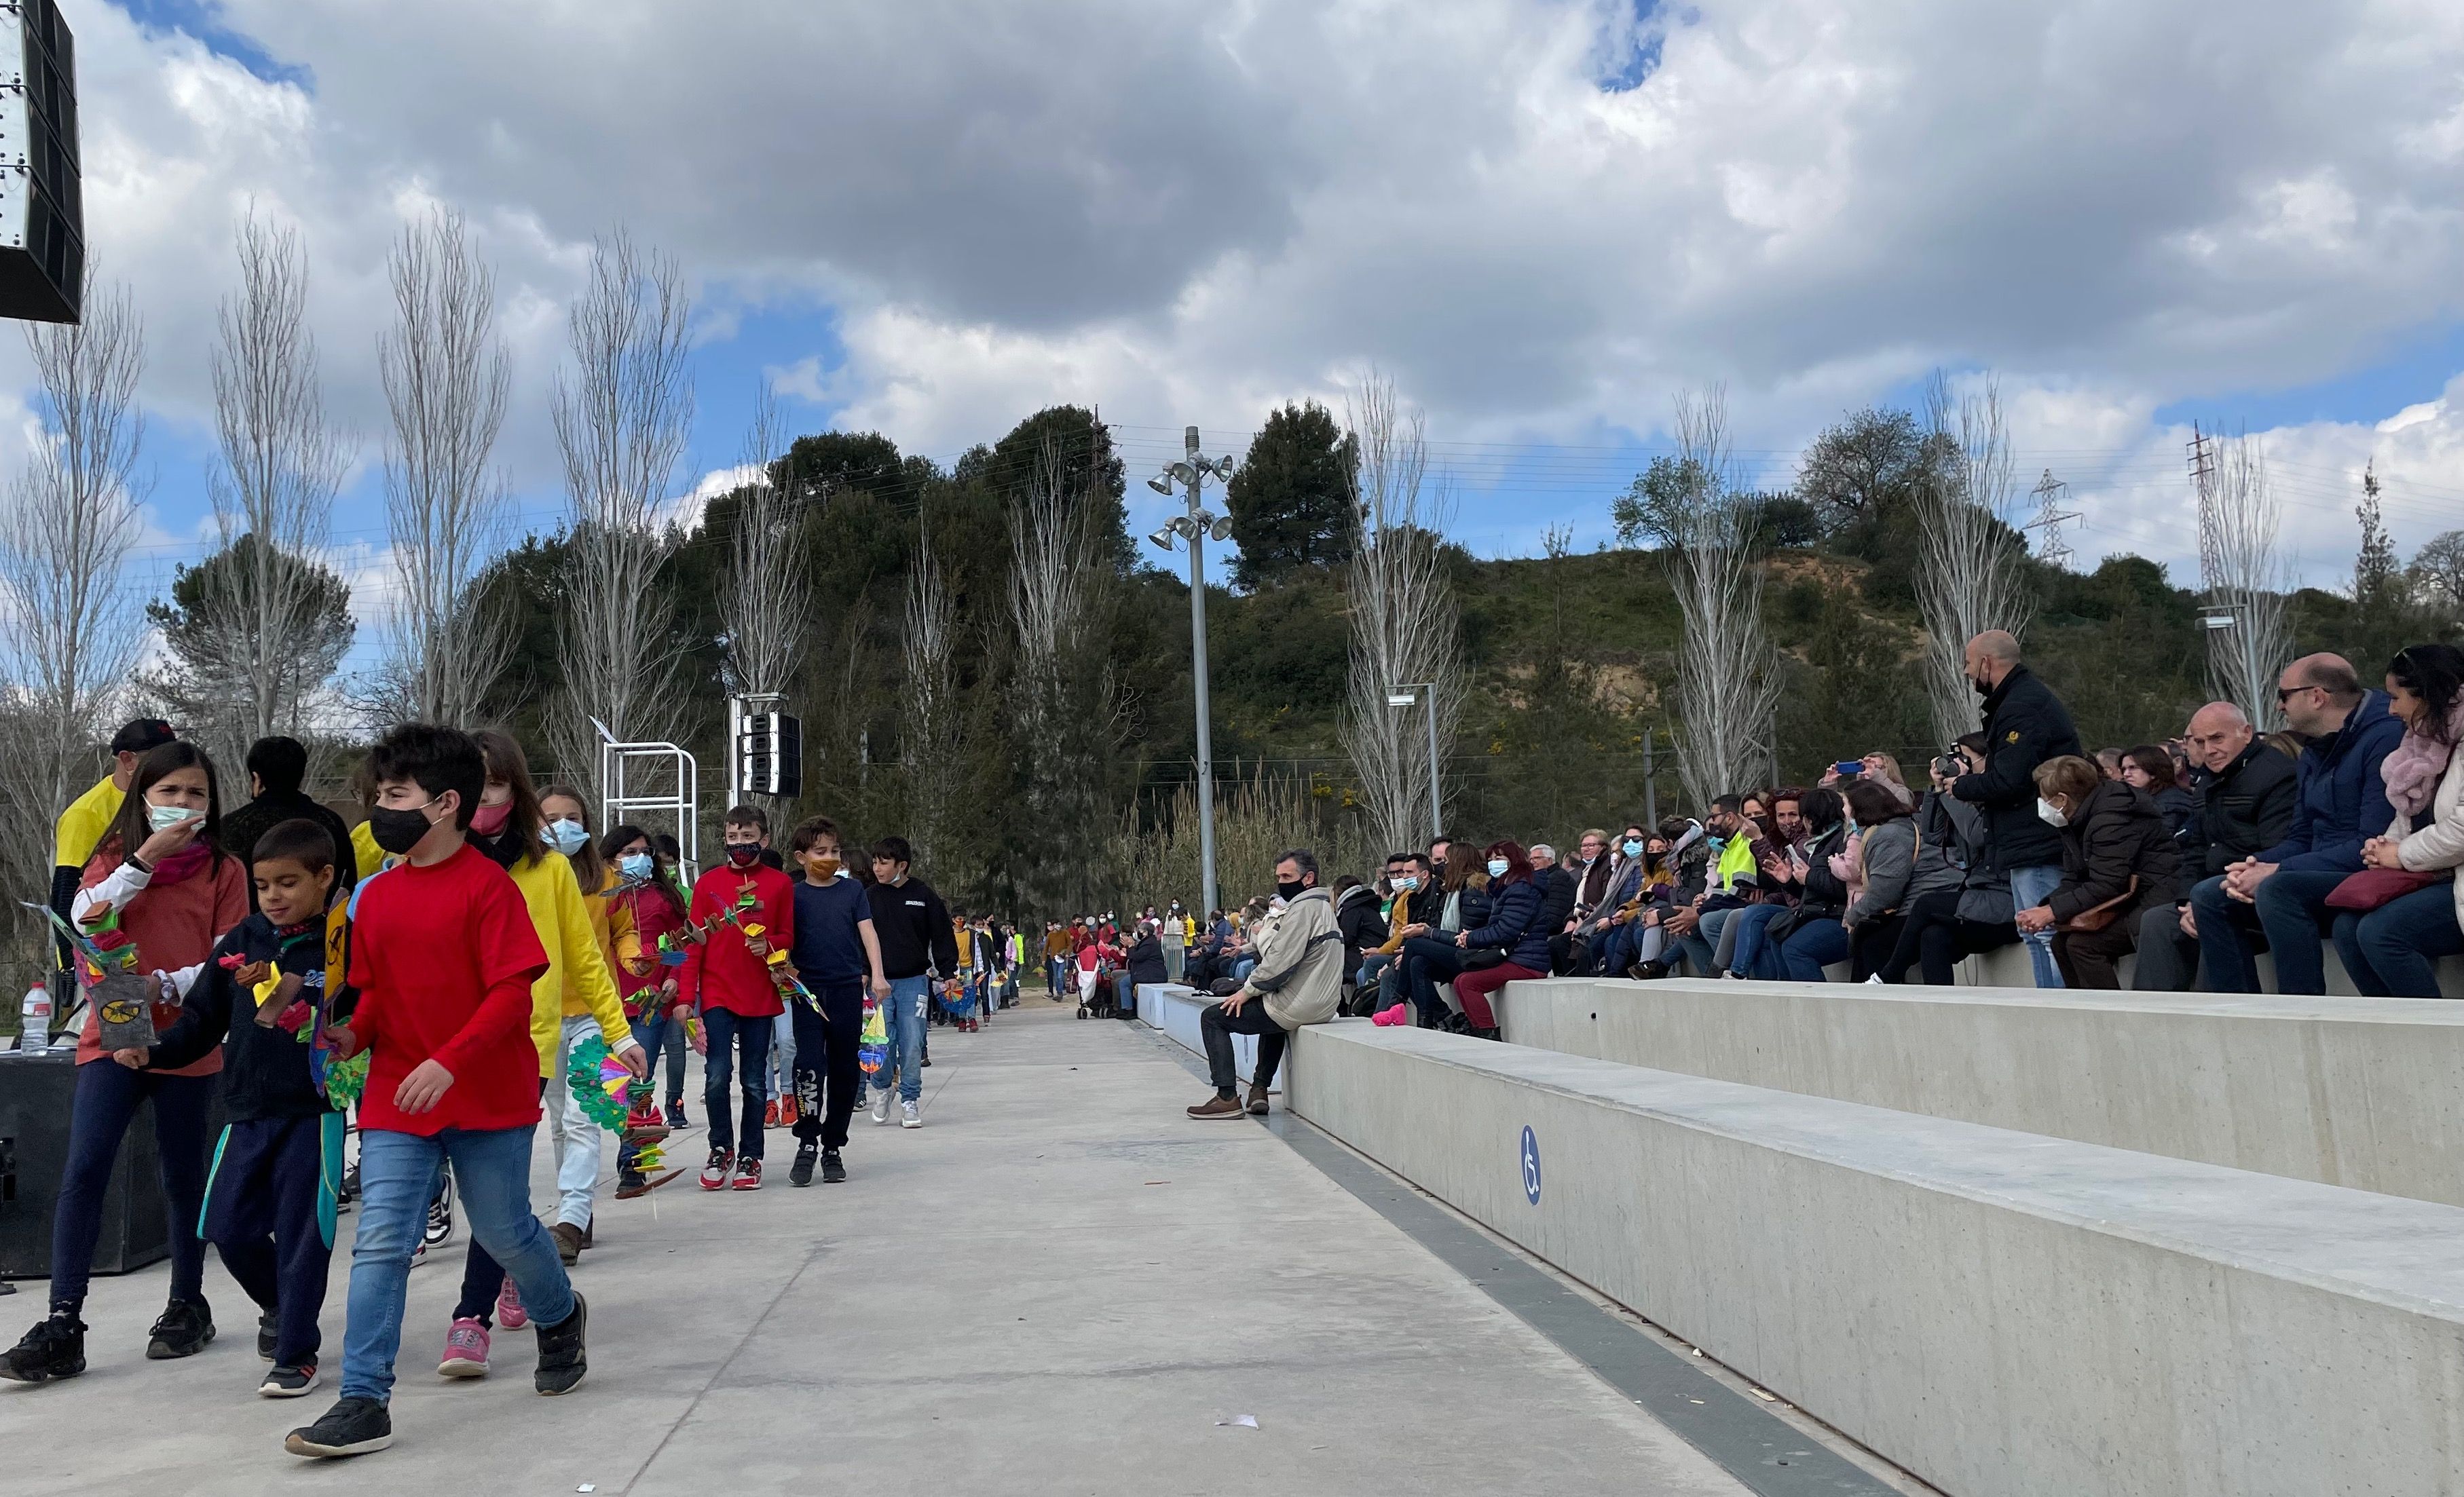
[1275,877,1308,901]
[726,844,761,867]
[366,803,438,856]
[1970,671,1994,698]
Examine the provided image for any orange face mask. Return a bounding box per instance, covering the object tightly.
[805,854,842,880]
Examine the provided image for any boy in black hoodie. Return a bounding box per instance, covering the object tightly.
[115,817,352,1399]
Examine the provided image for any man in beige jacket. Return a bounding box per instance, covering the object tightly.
[1187,850,1343,1119]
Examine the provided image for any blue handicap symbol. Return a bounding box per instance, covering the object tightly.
[1520,1124,1542,1205]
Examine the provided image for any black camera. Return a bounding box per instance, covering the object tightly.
[1931,747,1965,782]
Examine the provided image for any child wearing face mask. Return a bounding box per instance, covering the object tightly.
[3,740,247,1385]
[682,806,797,1190]
[603,823,691,1137]
[432,735,642,1380]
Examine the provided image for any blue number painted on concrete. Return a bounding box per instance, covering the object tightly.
[1520,1124,1542,1205]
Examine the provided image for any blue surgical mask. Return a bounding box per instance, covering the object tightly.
[1622,839,1643,857]
[618,852,654,880]
[542,818,590,856]
[147,802,198,833]
[1486,858,1509,878]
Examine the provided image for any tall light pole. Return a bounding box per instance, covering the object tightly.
[1146,425,1238,919]
[1385,682,1441,844]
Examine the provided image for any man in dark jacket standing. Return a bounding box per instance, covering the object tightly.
[1945,631,2084,988]
[2190,655,2402,994]
[219,737,357,913]
[2132,702,2296,991]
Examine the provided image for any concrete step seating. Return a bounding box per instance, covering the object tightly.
[1286,1020,2464,1497]
[1494,975,2464,1206]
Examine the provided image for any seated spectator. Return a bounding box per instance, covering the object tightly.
[1565,829,1613,924]
[2190,653,2403,993]
[2130,704,2294,992]
[1125,922,1168,988]
[1528,843,1576,949]
[1379,852,1493,1030]
[2095,747,2127,780]
[1186,852,1341,1120]
[1858,751,1917,808]
[1331,873,1383,1006]
[1873,736,2021,984]
[1441,841,1555,1038]
[1670,795,1781,977]
[2121,744,2197,842]
[1744,787,1854,981]
[1842,779,1918,980]
[1366,852,1439,1012]
[1571,823,1651,975]
[2334,645,2464,998]
[2015,754,2182,989]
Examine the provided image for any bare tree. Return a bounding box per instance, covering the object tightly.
[1007,436,1117,915]
[1342,374,1463,854]
[1664,385,1780,808]
[901,520,961,871]
[1915,372,2036,745]
[0,267,148,939]
[377,206,512,729]
[201,210,354,768]
[550,231,694,797]
[718,384,810,820]
[2193,427,2293,728]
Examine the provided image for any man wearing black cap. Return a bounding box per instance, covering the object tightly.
[50,718,178,934]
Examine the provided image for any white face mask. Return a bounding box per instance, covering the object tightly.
[147,802,198,833]
[542,818,591,856]
[2036,796,2069,829]
[1486,858,1509,878]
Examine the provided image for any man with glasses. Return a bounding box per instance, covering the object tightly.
[2131,702,2297,991]
[2188,656,2402,993]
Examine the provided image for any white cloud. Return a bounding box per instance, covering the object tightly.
[7,0,2462,597]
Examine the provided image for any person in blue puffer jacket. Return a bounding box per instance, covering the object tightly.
[1448,841,1553,1038]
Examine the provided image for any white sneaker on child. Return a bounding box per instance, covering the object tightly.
[899,1100,921,1129]
[871,1091,890,1125]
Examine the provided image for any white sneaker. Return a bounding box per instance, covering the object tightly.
[1864,974,1885,985]
[900,1100,921,1129]
[872,1091,891,1125]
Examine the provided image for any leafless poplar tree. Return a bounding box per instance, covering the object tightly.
[901,521,960,871]
[377,206,511,729]
[1664,385,1780,808]
[1342,374,1463,854]
[550,231,693,796]
[721,384,808,702]
[2194,428,2293,728]
[1915,373,2036,745]
[202,210,353,767]
[0,267,149,917]
[1008,436,1117,914]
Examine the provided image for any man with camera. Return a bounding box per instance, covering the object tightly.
[1941,630,2084,987]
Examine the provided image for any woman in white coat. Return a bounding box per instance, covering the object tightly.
[2338,643,2464,998]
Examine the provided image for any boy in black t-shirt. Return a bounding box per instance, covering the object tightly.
[784,817,889,1185]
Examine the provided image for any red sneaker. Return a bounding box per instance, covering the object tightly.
[762,1099,781,1128]
[732,1157,764,1190]
[779,1095,800,1126]
[495,1275,527,1331]
[699,1146,734,1191]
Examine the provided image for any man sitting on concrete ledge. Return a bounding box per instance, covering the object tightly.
[1188,850,1343,1120]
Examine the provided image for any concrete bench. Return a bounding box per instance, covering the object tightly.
[1133,982,1283,1092]
[1943,936,2464,995]
[1494,976,2464,1207]
[1287,1021,2464,1497]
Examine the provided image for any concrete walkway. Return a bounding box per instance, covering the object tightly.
[3,1006,1747,1496]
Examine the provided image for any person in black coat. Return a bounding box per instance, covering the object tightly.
[1528,844,1578,943]
[2016,757,2182,989]
[2131,704,2297,991]
[1944,632,2083,987]
[1124,927,1169,988]
[217,737,356,914]
[1331,877,1385,1003]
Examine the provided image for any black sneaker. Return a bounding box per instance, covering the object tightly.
[0,1314,84,1383]
[789,1141,817,1187]
[665,1100,687,1129]
[340,1161,360,1205]
[147,1296,216,1359]
[259,1361,319,1398]
[285,1396,392,1457]
[258,1310,278,1361]
[821,1148,846,1184]
[534,1293,588,1395]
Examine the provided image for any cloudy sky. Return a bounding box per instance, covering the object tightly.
[18,0,2464,639]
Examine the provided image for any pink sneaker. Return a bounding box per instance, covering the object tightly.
[438,1316,490,1378]
[1370,1004,1408,1027]
[495,1275,527,1331]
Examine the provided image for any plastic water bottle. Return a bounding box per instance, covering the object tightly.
[20,979,50,1052]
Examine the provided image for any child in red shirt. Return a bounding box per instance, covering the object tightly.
[283,725,594,1461]
[681,805,796,1190]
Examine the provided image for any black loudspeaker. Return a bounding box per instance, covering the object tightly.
[0,0,81,324]
[0,1051,225,1280]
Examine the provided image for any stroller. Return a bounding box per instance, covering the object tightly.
[1075,949,1117,1019]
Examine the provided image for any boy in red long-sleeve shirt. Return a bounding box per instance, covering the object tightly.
[682,805,796,1191]
[286,724,607,1460]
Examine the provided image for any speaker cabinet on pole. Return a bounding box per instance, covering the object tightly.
[0,0,81,324]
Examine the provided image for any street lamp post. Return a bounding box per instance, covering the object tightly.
[1146,426,1239,920]
[1385,682,1440,844]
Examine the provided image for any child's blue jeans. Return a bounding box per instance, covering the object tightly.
[343,1124,573,1403]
